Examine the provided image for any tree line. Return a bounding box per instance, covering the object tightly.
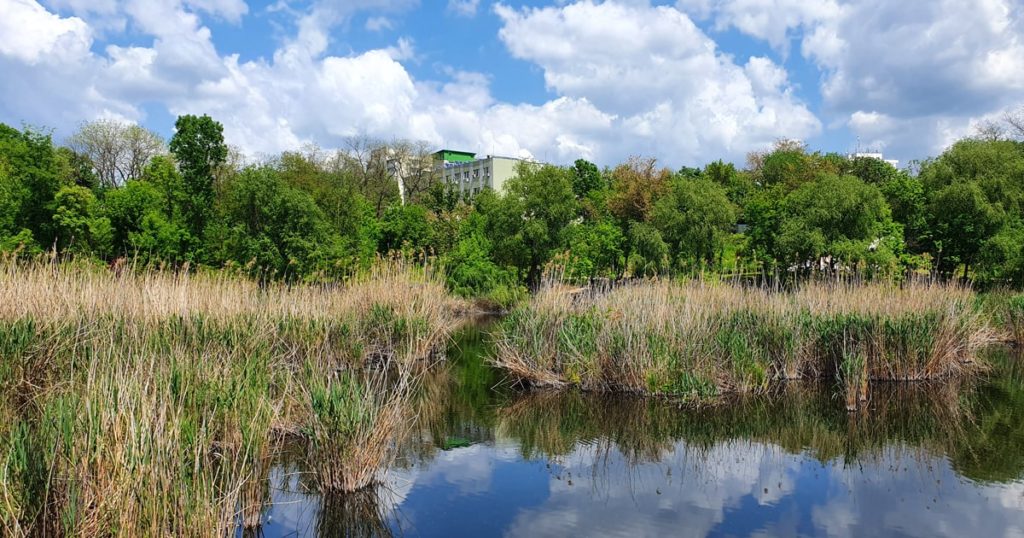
[2,112,1024,302]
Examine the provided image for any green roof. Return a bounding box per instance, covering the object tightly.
[434,149,476,163]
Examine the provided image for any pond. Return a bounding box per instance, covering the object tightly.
[244,324,1024,537]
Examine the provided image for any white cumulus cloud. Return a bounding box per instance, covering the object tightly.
[679,0,1024,160]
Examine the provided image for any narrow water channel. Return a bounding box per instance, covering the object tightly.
[244,323,1024,537]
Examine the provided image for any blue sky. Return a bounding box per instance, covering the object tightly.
[2,0,1022,168]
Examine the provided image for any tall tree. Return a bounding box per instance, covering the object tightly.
[928,182,1005,280]
[606,157,670,223]
[482,164,577,287]
[67,120,164,187]
[652,177,736,269]
[572,159,603,199]
[0,124,61,249]
[169,114,227,241]
[52,185,111,256]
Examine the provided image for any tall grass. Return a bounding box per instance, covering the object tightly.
[493,278,995,408]
[980,290,1024,344]
[0,260,461,536]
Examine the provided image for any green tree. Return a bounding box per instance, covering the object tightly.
[52,185,112,256]
[920,138,1024,213]
[277,150,378,268]
[847,156,900,185]
[929,181,1005,280]
[0,123,61,248]
[572,159,603,199]
[55,147,99,191]
[652,177,736,269]
[879,173,929,251]
[563,219,625,280]
[703,160,754,210]
[378,203,433,254]
[751,175,899,272]
[169,114,227,242]
[481,164,577,286]
[210,166,347,281]
[625,222,669,277]
[102,179,164,256]
[442,212,521,305]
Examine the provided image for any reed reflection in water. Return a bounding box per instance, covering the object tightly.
[246,330,1024,537]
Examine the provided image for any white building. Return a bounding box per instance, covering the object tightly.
[434,150,538,196]
[850,152,899,168]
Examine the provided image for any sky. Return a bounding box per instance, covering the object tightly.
[1,0,1023,168]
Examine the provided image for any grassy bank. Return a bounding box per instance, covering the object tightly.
[0,261,461,536]
[493,279,995,407]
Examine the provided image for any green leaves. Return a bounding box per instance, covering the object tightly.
[169,114,227,239]
[651,176,736,270]
[52,185,111,256]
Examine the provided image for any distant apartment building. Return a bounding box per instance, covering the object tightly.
[433,149,536,196]
[849,152,899,168]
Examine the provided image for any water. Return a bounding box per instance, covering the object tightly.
[246,325,1024,537]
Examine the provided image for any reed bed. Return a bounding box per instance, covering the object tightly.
[493,279,995,408]
[0,260,462,536]
[983,291,1024,344]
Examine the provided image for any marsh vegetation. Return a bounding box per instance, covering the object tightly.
[1,262,1023,536]
[249,326,1024,536]
[0,261,460,536]
[494,278,997,408]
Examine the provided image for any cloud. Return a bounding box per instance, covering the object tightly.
[448,0,480,17]
[365,15,393,31]
[2,0,823,168]
[0,0,138,130]
[679,0,1024,160]
[495,1,821,163]
[182,0,248,23]
[287,0,418,58]
[1,0,92,64]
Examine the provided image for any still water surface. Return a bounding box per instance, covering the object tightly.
[248,325,1024,537]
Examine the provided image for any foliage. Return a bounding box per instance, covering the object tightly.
[571,158,603,199]
[52,185,112,256]
[481,164,577,286]
[3,115,1024,289]
[378,203,433,255]
[652,176,736,269]
[169,114,228,242]
[625,222,669,277]
[928,181,1005,279]
[208,166,348,281]
[606,157,669,223]
[563,219,625,280]
[749,174,899,272]
[442,225,522,307]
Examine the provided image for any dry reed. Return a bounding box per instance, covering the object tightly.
[0,259,462,536]
[493,278,995,408]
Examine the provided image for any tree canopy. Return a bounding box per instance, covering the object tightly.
[4,113,1024,292]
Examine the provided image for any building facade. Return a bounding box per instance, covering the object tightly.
[433,150,536,196]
